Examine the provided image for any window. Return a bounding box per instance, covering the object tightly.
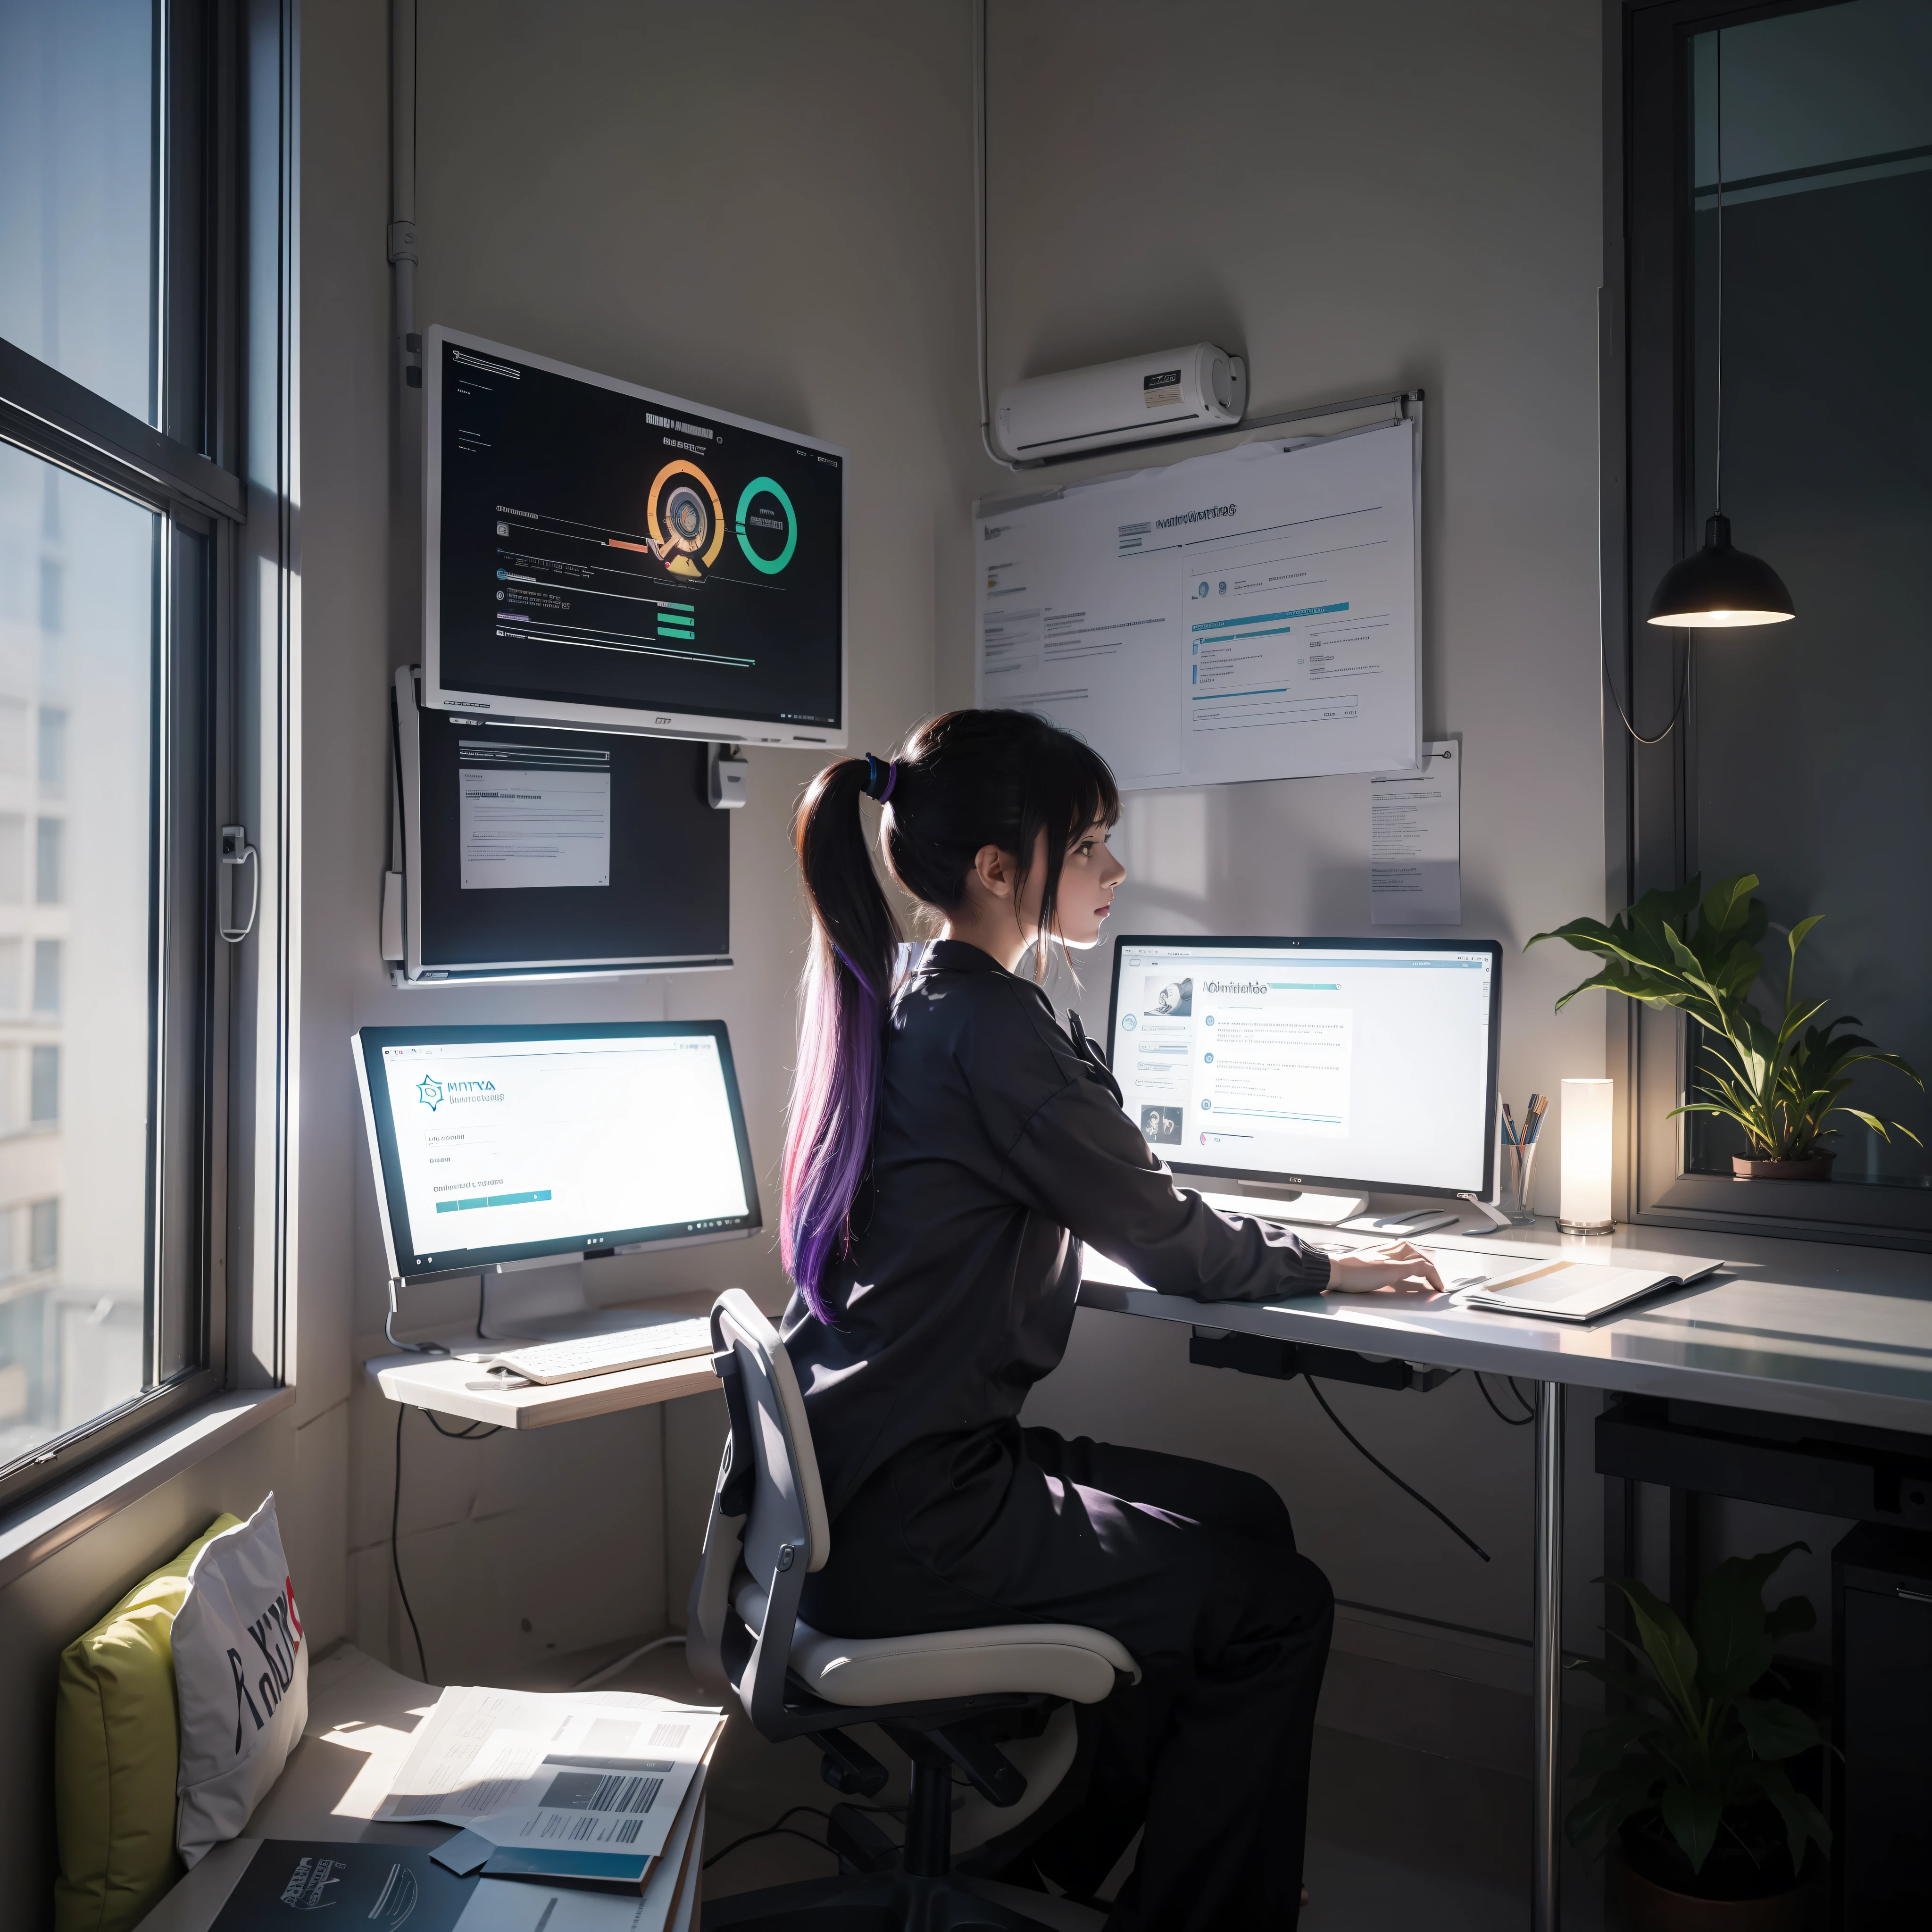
[37,706,65,795]
[0,0,297,1502]
[33,815,63,903]
[29,1045,58,1126]
[31,938,58,1014]
[29,1199,58,1274]
[1609,0,1932,1246]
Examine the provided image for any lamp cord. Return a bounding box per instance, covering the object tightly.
[1714,26,1724,516]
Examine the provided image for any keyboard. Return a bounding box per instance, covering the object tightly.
[485,1318,715,1386]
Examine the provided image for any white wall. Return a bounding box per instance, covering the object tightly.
[966,0,1610,1666]
[331,0,979,1678]
[0,8,1627,1918]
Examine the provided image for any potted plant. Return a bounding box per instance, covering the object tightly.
[1567,1544,1830,1930]
[1527,874,1921,1179]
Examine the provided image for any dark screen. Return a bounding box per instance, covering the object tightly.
[433,338,843,731]
[415,712,728,971]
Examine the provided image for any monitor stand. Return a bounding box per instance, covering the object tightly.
[472,1253,658,1349]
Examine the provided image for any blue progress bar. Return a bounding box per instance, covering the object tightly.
[1191,602,1347,632]
[435,1189,554,1215]
[1192,687,1286,701]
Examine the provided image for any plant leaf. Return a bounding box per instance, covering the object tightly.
[1609,1576,1704,1726]
[1765,1594,1817,1643]
[1567,1654,1669,1709]
[1692,1549,1798,1703]
[1573,1709,1669,1780]
[1734,1697,1821,1762]
[1749,1760,1832,1874]
[1660,1781,1722,1874]
[1564,1763,1661,1852]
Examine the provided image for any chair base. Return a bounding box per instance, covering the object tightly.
[700,1869,1080,1932]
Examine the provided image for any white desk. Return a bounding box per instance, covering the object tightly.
[365,1290,722,1428]
[1079,1222,1932,1931]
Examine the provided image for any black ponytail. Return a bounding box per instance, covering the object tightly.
[782,711,1119,1317]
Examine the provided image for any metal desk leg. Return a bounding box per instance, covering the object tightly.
[1533,1379,1565,1931]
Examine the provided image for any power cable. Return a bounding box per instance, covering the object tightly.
[1302,1373,1491,1562]
[391,1404,428,1680]
[1476,1372,1535,1427]
[972,0,1015,471]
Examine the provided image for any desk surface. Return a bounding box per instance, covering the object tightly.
[366,1290,721,1427]
[1079,1220,1932,1433]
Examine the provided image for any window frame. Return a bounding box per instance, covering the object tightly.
[0,0,297,1511]
[1604,0,1932,1251]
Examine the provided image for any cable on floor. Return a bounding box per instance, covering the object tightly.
[703,1814,838,1873]
[391,1404,429,1680]
[1303,1373,1491,1562]
[571,1632,687,1691]
[1476,1373,1535,1427]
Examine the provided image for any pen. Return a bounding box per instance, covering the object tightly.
[1501,1101,1518,1148]
[1525,1095,1547,1145]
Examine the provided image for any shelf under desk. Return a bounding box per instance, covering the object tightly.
[365,1288,723,1428]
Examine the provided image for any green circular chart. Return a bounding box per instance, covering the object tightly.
[733,477,798,574]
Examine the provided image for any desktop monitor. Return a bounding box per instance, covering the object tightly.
[1105,935,1503,1202]
[422,325,848,749]
[352,1021,761,1285]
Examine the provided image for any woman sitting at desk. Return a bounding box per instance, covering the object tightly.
[778,708,1444,1932]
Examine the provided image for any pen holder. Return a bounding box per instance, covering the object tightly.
[1504,1142,1541,1224]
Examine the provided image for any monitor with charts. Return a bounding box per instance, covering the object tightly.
[423,325,847,748]
[1105,935,1502,1201]
[353,1021,761,1284]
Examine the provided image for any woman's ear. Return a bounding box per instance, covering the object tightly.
[970,842,1017,902]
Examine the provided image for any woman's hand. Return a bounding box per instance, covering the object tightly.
[1324,1241,1448,1297]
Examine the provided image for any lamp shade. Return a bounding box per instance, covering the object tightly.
[1557,1079,1615,1235]
[1645,514,1795,628]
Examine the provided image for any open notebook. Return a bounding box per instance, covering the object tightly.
[1452,1250,1725,1322]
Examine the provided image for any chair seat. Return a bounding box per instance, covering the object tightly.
[734,1578,1138,1707]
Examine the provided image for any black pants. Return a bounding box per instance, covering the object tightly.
[801,1425,1334,1932]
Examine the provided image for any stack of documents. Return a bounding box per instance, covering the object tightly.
[1454,1252,1723,1322]
[370,1684,724,1927]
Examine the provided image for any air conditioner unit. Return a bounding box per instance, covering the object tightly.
[994,343,1247,463]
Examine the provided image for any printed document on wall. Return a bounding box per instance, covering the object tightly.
[1370,740,1460,925]
[975,418,1420,790]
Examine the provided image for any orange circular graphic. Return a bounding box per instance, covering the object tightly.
[646,460,725,568]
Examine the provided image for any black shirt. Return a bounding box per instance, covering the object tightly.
[781,940,1332,1522]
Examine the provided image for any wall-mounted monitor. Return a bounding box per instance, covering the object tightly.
[353,1021,762,1286]
[423,326,848,749]
[1105,934,1502,1202]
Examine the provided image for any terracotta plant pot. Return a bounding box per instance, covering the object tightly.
[1732,1153,1833,1181]
[1618,1856,1806,1932]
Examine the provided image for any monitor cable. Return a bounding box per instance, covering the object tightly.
[1302,1372,1491,1562]
[1476,1372,1535,1427]
[391,1400,503,1684]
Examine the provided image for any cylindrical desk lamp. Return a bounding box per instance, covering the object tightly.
[1557,1078,1615,1234]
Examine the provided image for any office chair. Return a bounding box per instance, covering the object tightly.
[687,1289,1140,1931]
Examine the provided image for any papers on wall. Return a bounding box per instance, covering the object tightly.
[974,418,1420,791]
[376,1686,721,1865]
[1370,740,1460,925]
[459,740,612,890]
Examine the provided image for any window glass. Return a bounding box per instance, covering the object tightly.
[0,0,158,423]
[1685,0,1932,1188]
[0,442,154,1469]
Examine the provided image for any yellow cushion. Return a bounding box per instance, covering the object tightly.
[53,1515,244,1932]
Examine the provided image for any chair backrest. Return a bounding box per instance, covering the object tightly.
[684,1289,831,1732]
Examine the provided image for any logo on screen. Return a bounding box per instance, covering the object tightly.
[417,1075,443,1112]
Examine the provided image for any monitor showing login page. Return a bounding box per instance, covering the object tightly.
[1104,936,1502,1200]
[353,1021,761,1282]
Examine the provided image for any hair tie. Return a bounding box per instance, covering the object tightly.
[864,754,899,803]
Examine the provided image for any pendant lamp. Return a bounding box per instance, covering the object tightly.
[1645,28,1794,630]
